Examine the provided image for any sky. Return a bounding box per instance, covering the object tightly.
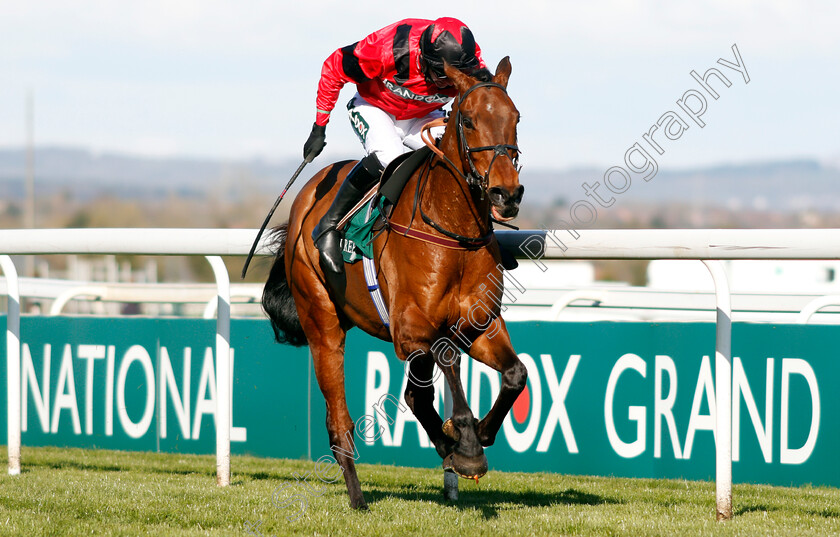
[1,1,839,171]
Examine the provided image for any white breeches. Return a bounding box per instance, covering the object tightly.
[346,93,446,168]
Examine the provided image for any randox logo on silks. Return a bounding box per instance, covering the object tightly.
[348,110,369,144]
[383,80,450,104]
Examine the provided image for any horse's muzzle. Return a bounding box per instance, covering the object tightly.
[488,185,524,221]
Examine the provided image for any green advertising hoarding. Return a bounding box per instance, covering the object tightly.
[0,316,836,488]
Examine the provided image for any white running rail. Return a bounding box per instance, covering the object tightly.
[0,229,274,489]
[2,227,840,519]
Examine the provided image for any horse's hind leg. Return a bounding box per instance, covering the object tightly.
[468,322,527,447]
[403,352,454,459]
[306,320,368,510]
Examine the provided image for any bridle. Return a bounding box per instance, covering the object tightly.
[453,82,521,194]
[394,81,521,247]
[420,81,521,196]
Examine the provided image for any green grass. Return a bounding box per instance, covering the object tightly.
[0,446,838,536]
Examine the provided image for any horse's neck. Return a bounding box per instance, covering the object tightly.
[402,137,490,238]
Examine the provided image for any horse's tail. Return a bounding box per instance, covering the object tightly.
[261,223,308,347]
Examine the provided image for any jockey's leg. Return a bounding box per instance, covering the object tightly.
[402,110,446,151]
[311,153,382,277]
[347,93,404,166]
[312,94,404,280]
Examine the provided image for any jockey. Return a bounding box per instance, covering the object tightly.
[303,17,491,278]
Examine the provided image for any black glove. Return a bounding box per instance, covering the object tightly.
[303,123,327,162]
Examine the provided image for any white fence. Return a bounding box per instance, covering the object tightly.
[0,228,265,489]
[2,227,840,520]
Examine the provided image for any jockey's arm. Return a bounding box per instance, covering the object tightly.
[315,31,387,127]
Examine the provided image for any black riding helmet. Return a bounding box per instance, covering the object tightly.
[419,17,490,83]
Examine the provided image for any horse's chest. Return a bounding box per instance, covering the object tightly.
[380,243,502,326]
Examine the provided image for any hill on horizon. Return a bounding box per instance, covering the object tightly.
[0,146,838,213]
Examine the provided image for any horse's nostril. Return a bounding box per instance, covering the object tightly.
[513,185,525,203]
[488,187,507,204]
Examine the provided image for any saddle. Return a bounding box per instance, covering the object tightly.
[338,145,518,269]
[338,147,432,263]
[378,146,433,217]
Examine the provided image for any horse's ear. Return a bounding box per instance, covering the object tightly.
[493,56,512,89]
[443,61,475,95]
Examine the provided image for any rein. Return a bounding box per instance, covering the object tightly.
[416,158,493,247]
[456,82,521,193]
[388,221,491,250]
[383,156,493,249]
[421,82,521,193]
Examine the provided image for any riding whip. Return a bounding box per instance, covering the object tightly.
[240,157,310,278]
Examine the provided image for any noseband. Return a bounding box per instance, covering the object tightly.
[454,82,521,194]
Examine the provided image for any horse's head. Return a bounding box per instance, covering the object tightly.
[444,57,524,222]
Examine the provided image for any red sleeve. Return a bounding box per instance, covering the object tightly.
[314,48,352,126]
[314,27,392,126]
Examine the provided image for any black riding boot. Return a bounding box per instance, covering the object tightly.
[312,157,381,277]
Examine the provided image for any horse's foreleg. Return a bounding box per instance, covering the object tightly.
[393,315,486,479]
[308,329,368,510]
[403,351,454,459]
[468,324,527,447]
[430,342,488,478]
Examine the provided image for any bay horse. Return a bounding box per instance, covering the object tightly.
[262,58,526,510]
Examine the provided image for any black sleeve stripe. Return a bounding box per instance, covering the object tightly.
[341,42,371,84]
[392,24,411,84]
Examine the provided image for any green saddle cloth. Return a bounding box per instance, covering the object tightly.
[340,197,382,264]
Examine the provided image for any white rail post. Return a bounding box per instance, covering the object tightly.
[796,295,840,324]
[206,256,231,487]
[443,382,458,500]
[702,260,732,521]
[1,256,21,476]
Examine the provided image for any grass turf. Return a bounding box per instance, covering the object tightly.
[0,446,838,536]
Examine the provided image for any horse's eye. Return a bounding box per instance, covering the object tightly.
[462,116,474,130]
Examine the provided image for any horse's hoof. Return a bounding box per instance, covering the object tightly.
[442,419,460,441]
[442,452,487,481]
[350,498,369,511]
